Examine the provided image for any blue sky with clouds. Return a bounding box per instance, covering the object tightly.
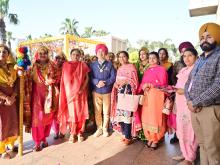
[6,0,216,48]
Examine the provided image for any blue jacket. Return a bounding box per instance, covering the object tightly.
[90,60,116,94]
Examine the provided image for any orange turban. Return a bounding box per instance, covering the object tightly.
[199,22,220,45]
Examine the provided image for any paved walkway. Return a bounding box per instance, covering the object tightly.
[0,130,186,165]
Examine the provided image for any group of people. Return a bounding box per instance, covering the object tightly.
[0,22,219,165]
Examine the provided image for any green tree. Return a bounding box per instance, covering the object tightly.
[40,33,52,38]
[129,51,138,64]
[0,0,19,44]
[137,39,150,49]
[93,30,109,37]
[26,34,32,41]
[59,18,80,37]
[6,31,15,49]
[81,26,95,38]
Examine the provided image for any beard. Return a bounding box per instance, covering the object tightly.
[200,41,216,52]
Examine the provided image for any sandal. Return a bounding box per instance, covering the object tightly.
[120,138,126,142]
[59,133,65,139]
[146,141,152,148]
[1,152,11,159]
[33,145,41,152]
[69,135,77,143]
[42,142,48,148]
[172,155,184,161]
[77,134,84,143]
[150,143,158,150]
[177,160,194,165]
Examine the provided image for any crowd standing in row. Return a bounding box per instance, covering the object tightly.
[0,22,220,165]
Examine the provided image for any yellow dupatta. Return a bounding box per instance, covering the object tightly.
[0,64,17,87]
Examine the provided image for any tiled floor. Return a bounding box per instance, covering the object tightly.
[0,131,188,165]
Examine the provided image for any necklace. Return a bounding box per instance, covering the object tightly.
[98,63,106,73]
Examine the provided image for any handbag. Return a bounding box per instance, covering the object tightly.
[116,85,141,112]
[117,93,141,112]
[162,95,174,115]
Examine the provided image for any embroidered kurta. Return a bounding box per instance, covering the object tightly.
[111,63,141,136]
[175,66,198,161]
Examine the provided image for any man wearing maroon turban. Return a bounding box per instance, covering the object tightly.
[185,22,220,165]
[172,41,194,85]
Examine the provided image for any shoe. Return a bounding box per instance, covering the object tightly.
[177,160,194,165]
[1,152,11,159]
[172,155,184,161]
[123,138,133,145]
[42,142,48,148]
[54,133,59,140]
[170,134,179,144]
[77,134,84,142]
[102,129,109,137]
[93,128,103,137]
[33,145,41,152]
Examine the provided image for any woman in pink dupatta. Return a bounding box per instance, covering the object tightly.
[31,46,59,151]
[173,48,198,165]
[111,51,140,145]
[138,51,168,150]
[58,49,90,143]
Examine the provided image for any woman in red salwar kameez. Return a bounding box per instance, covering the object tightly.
[31,46,59,151]
[52,52,66,139]
[58,49,90,143]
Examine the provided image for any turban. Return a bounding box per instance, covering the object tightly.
[178,41,194,53]
[199,22,220,45]
[95,44,108,55]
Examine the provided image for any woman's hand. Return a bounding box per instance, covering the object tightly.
[4,96,16,106]
[176,88,184,95]
[114,82,120,89]
[143,83,152,91]
[118,80,127,87]
[45,78,55,85]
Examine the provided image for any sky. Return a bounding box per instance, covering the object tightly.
[6,0,216,49]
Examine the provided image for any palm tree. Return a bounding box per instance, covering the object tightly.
[40,33,52,38]
[59,18,80,37]
[26,34,32,41]
[93,30,109,37]
[81,26,96,38]
[6,31,15,49]
[137,39,150,48]
[0,0,19,44]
